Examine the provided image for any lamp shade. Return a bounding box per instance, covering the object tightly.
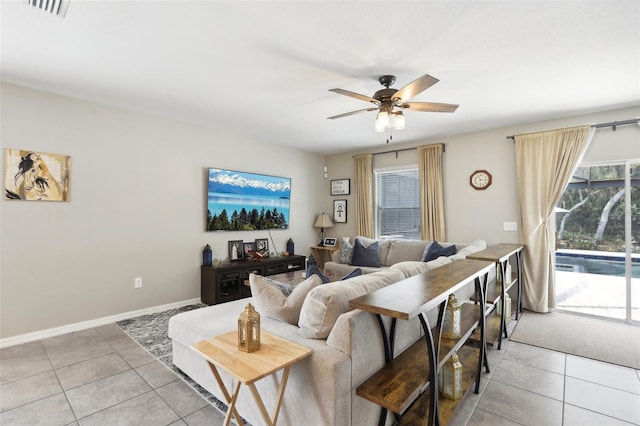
[314,213,334,228]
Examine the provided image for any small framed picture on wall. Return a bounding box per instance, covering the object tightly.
[330,179,350,196]
[333,199,347,223]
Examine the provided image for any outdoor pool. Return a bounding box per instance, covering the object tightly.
[556,249,640,279]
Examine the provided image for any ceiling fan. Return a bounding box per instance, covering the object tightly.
[327,74,458,133]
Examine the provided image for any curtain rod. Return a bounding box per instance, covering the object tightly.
[354,143,445,158]
[506,118,639,141]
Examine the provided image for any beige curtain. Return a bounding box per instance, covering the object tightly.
[354,154,374,238]
[515,125,594,312]
[417,144,446,241]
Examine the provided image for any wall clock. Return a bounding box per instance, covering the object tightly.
[470,170,492,190]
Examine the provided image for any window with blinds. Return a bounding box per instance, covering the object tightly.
[374,167,420,240]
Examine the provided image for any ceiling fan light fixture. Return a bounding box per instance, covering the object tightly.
[376,110,389,128]
[393,112,405,130]
[374,118,386,132]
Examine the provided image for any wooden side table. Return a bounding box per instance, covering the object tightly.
[310,245,339,269]
[191,330,311,426]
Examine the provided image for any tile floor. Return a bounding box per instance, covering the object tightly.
[1,322,639,426]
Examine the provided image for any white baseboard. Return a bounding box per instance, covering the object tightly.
[0,298,202,349]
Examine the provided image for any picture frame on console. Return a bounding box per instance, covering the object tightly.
[243,242,257,258]
[255,238,269,258]
[228,240,244,261]
[323,237,337,247]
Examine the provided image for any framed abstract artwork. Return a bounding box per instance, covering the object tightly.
[4,149,71,201]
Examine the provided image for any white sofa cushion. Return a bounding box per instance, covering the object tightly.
[449,239,487,261]
[390,256,454,278]
[298,269,405,339]
[249,273,323,325]
[385,239,430,265]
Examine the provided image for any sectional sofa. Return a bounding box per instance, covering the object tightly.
[168,238,487,426]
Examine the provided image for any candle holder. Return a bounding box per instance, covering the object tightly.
[238,303,261,353]
[442,293,461,339]
[439,352,463,400]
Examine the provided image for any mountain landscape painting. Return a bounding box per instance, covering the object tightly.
[207,168,291,231]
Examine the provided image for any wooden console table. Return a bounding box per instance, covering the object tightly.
[467,244,523,350]
[349,259,493,426]
[310,245,339,269]
[191,330,311,426]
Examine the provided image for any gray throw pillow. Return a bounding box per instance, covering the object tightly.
[351,238,381,267]
[338,238,354,264]
[261,276,295,296]
[249,273,323,325]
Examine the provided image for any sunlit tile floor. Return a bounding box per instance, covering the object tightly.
[1,322,639,426]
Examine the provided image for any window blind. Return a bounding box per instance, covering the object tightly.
[374,168,420,240]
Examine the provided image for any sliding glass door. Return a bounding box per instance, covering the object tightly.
[554,160,639,323]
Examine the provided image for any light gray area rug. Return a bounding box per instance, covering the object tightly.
[510,310,640,369]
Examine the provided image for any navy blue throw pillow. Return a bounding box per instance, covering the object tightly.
[422,241,456,262]
[350,239,381,267]
[341,268,363,280]
[306,265,330,284]
[306,265,363,283]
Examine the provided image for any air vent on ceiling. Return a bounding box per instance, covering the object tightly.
[25,0,70,18]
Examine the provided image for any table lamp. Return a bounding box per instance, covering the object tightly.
[313,213,333,245]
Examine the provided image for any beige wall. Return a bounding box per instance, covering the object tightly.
[0,83,325,339]
[323,106,640,245]
[2,82,637,341]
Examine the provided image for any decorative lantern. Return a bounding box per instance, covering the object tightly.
[442,293,461,339]
[496,263,512,290]
[496,292,512,323]
[287,238,295,256]
[202,244,212,266]
[238,303,261,353]
[439,352,463,400]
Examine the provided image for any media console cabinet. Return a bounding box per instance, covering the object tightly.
[200,255,306,305]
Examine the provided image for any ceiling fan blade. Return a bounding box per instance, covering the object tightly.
[392,74,439,104]
[400,102,459,113]
[329,88,380,105]
[327,107,379,120]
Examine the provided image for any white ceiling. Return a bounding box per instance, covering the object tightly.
[1,1,639,154]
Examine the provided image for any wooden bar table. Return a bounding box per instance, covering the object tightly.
[349,259,493,426]
[467,243,523,350]
[191,330,311,426]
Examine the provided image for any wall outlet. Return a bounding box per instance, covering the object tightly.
[134,277,143,289]
[503,222,518,232]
